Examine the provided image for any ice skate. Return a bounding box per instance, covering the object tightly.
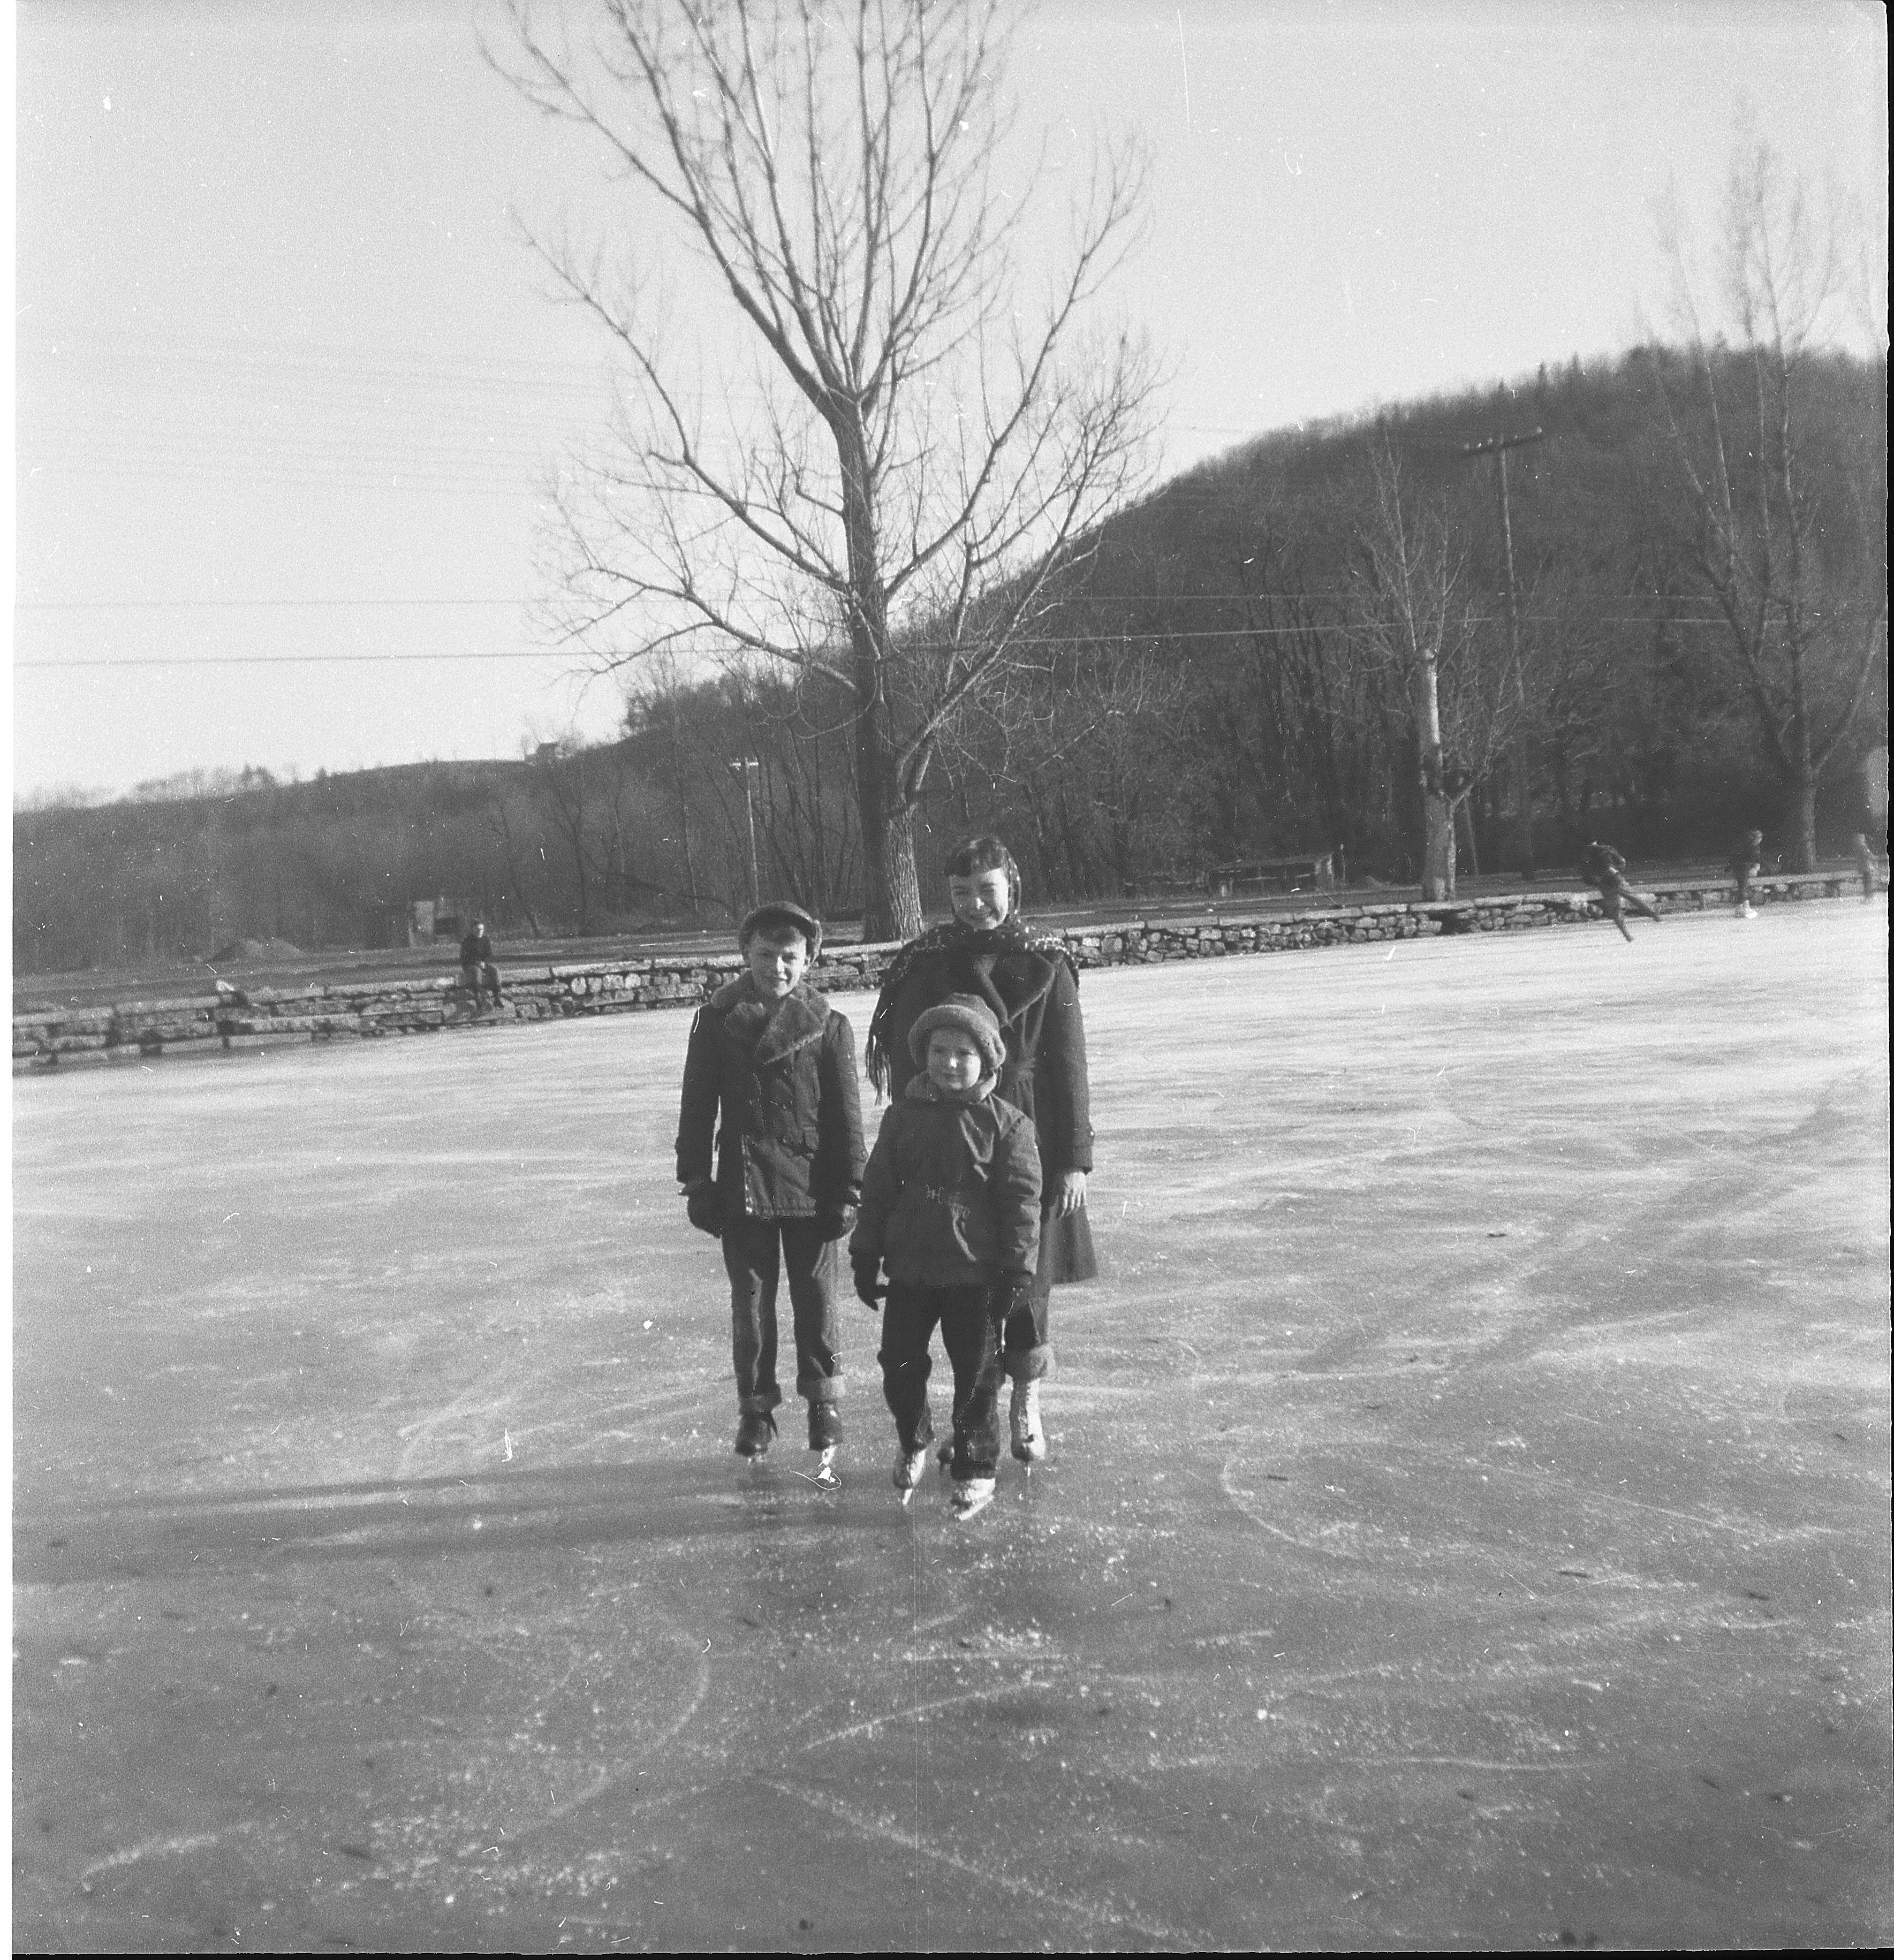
[947,1477,996,1523]
[1740,902,1757,920]
[1009,1378,1047,1465]
[805,1402,841,1487]
[734,1410,776,1460]
[893,1440,930,1501]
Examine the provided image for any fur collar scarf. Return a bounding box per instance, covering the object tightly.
[710,976,829,1065]
[866,914,1075,1091]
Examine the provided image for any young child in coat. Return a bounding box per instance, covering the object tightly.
[676,901,865,1484]
[850,994,1042,1522]
[1728,829,1764,918]
[1851,833,1878,905]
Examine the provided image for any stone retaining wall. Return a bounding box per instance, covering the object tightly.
[14,871,1874,1074]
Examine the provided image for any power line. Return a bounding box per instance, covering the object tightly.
[13,614,1788,670]
[18,591,1879,616]
[16,597,539,613]
[15,650,585,670]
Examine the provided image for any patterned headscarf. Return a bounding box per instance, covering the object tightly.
[865,914,1077,1093]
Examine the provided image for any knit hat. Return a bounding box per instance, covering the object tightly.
[908,993,1005,1073]
[738,900,823,957]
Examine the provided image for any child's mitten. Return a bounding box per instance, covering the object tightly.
[852,1256,885,1310]
[683,1177,722,1237]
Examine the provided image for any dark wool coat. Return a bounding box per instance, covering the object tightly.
[1580,844,1627,890]
[850,1078,1042,1285]
[880,940,1092,1174]
[876,930,1096,1285]
[675,978,865,1222]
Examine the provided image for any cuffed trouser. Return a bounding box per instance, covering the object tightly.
[721,1218,843,1415]
[460,960,503,1002]
[880,1280,1005,1480]
[1001,1271,1054,1381]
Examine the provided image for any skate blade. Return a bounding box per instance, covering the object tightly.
[800,1447,840,1493]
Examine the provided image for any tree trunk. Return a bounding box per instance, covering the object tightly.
[1787,642,1820,873]
[1792,769,1819,875]
[1416,652,1453,901]
[854,691,923,941]
[836,411,924,943]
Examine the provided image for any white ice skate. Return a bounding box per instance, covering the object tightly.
[948,1477,996,1523]
[809,1445,840,1492]
[1009,1378,1047,1466]
[893,1441,930,1503]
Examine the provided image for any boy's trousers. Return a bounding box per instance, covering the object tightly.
[721,1218,843,1415]
[879,1280,1006,1480]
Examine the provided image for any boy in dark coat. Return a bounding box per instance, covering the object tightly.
[851,994,1042,1523]
[676,901,865,1482]
[1579,840,1662,943]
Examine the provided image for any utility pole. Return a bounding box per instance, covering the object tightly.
[1460,427,1546,877]
[728,757,761,905]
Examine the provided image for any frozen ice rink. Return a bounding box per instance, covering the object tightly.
[13,901,1890,1951]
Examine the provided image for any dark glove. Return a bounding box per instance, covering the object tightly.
[816,1205,857,1243]
[683,1179,722,1238]
[995,1272,1038,1325]
[852,1256,885,1310]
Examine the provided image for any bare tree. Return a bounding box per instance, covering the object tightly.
[496,0,1158,938]
[1648,138,1888,869]
[1348,440,1516,899]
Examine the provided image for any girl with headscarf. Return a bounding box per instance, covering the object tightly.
[864,834,1095,1465]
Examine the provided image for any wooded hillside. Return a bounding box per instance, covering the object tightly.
[16,347,1884,975]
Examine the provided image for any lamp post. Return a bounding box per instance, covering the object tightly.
[1460,427,1546,877]
[728,757,761,905]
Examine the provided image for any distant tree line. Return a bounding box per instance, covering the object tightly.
[14,342,1884,975]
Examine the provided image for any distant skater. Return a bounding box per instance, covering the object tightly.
[1580,841,1662,943]
[1852,833,1878,904]
[1728,829,1764,919]
[675,901,865,1484]
[458,919,504,1006]
[851,995,1042,1523]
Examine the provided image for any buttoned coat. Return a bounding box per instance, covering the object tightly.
[675,978,865,1222]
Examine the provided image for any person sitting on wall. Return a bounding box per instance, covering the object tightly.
[459,920,504,1007]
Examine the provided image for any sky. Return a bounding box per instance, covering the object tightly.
[8,0,1888,806]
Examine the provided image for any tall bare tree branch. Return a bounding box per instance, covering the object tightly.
[494,0,1157,935]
